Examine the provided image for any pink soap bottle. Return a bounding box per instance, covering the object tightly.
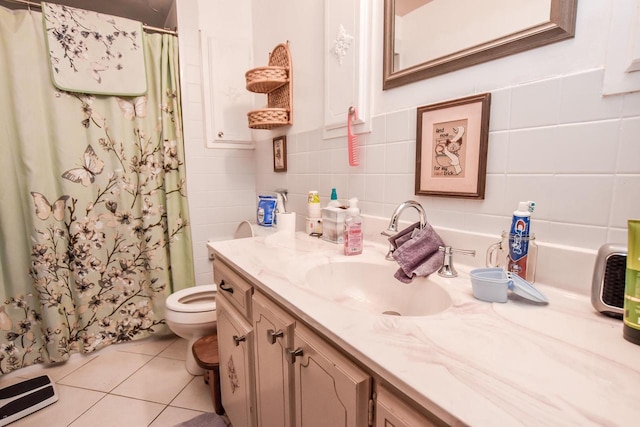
[343,198,363,256]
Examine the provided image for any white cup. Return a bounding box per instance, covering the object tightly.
[277,212,296,234]
[307,203,321,218]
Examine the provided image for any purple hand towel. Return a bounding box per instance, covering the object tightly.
[390,222,445,283]
[388,221,421,250]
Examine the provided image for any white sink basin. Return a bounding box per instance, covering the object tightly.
[303,261,452,317]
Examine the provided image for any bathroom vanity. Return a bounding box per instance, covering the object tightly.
[208,231,640,426]
[213,256,411,427]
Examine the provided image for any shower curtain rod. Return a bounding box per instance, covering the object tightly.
[1,0,178,35]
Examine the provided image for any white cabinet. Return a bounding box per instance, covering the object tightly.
[252,292,295,427]
[214,258,256,426]
[199,0,254,148]
[252,291,371,427]
[324,0,371,139]
[603,0,640,94]
[216,295,255,427]
[292,322,371,427]
[214,258,442,427]
[375,384,438,427]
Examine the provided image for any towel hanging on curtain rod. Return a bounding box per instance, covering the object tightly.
[0,0,178,35]
[41,1,149,95]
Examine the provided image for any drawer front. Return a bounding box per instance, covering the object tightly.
[214,258,253,319]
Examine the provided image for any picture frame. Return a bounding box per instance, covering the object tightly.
[415,93,491,199]
[273,136,287,172]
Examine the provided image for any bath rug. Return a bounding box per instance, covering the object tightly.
[42,2,147,96]
[174,412,229,427]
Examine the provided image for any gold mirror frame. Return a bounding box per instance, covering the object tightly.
[383,0,578,90]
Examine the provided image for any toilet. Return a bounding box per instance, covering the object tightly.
[235,220,277,239]
[165,284,217,375]
[166,222,273,375]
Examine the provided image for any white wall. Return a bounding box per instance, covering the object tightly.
[250,0,640,255]
[176,0,257,286]
[251,0,325,135]
[174,0,640,286]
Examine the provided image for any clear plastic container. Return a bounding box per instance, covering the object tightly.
[486,231,537,283]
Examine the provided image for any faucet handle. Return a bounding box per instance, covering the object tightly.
[380,229,395,237]
[439,246,476,257]
[437,246,476,278]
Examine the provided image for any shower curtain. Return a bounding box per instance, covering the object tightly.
[0,6,194,373]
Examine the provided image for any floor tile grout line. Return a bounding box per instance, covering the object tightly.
[114,336,179,357]
[54,351,155,394]
[65,388,110,427]
[53,353,102,383]
[16,333,177,369]
[3,336,206,426]
[108,390,176,406]
[102,352,158,394]
[166,375,200,408]
[148,404,207,427]
[62,351,185,427]
[1,336,179,386]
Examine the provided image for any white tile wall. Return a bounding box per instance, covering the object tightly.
[177,0,256,285]
[254,69,640,252]
[618,117,640,173]
[510,77,561,128]
[174,1,639,287]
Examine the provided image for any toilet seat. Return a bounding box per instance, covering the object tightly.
[166,285,217,313]
[235,220,255,239]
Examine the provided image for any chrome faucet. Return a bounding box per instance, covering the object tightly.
[381,200,427,260]
[274,188,288,213]
[437,246,476,278]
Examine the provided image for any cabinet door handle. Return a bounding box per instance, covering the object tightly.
[219,280,234,294]
[233,335,246,346]
[266,329,284,344]
[286,347,304,364]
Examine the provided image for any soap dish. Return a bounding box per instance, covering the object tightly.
[470,268,548,304]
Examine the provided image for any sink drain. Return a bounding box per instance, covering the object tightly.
[382,310,402,316]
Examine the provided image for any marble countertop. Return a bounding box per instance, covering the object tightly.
[208,231,640,426]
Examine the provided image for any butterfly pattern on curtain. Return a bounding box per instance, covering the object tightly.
[0,91,188,373]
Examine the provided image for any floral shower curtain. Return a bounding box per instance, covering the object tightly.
[0,7,194,373]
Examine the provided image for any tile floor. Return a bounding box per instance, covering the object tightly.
[0,335,224,427]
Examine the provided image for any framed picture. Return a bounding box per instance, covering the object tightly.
[273,136,287,172]
[415,93,491,199]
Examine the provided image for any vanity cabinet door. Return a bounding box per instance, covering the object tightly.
[217,294,256,427]
[292,323,371,427]
[375,384,438,427]
[252,292,296,427]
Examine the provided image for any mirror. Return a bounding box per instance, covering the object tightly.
[383,0,577,89]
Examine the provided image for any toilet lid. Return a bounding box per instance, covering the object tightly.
[235,220,254,239]
[166,284,217,313]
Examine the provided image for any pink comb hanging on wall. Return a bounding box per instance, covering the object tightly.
[348,107,359,166]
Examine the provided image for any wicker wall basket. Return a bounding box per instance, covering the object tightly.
[247,108,289,129]
[245,42,292,129]
[245,66,288,93]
